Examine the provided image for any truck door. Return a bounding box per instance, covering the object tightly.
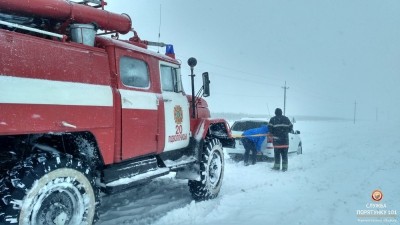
[160,62,190,151]
[117,53,159,159]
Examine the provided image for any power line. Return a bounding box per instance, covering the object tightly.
[177,54,352,106]
[174,54,360,110]
[176,54,284,84]
[207,72,282,88]
[212,92,279,99]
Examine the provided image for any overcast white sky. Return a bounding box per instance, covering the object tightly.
[107,0,400,120]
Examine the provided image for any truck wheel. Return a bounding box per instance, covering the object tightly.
[188,139,224,201]
[1,154,98,225]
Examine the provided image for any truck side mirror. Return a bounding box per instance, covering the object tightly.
[202,72,210,97]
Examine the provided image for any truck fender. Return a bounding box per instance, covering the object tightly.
[193,118,235,148]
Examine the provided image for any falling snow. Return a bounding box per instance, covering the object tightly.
[97,120,400,225]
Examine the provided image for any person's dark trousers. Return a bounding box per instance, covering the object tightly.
[273,147,289,171]
[242,138,257,165]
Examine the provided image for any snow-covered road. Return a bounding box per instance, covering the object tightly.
[98,120,400,225]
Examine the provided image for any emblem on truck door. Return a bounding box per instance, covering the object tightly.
[169,105,187,143]
[174,105,183,124]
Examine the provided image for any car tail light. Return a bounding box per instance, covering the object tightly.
[267,135,274,149]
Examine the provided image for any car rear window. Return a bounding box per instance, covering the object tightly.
[231,121,268,131]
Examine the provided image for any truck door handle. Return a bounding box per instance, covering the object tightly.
[164,99,172,102]
[123,97,133,105]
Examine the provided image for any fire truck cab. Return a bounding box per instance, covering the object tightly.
[0,1,233,224]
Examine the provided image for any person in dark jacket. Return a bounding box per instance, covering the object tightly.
[241,125,269,166]
[268,108,293,171]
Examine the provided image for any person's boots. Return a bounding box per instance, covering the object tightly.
[251,153,257,165]
[272,164,280,170]
[282,163,288,172]
[243,153,249,166]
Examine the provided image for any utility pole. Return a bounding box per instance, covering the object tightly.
[282,81,289,116]
[353,101,357,124]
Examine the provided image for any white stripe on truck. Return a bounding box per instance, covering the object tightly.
[119,89,158,110]
[0,75,113,106]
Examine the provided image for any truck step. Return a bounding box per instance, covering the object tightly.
[104,167,170,194]
[102,155,170,194]
[103,156,158,183]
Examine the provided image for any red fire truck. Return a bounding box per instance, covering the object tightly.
[0,1,234,224]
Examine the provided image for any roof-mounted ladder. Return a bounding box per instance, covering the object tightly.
[0,20,65,40]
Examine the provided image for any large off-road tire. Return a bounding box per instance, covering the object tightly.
[188,139,224,201]
[0,154,99,225]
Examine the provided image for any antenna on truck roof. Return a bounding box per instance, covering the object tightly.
[157,4,162,53]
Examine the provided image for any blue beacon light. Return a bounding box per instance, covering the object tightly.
[165,44,175,58]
